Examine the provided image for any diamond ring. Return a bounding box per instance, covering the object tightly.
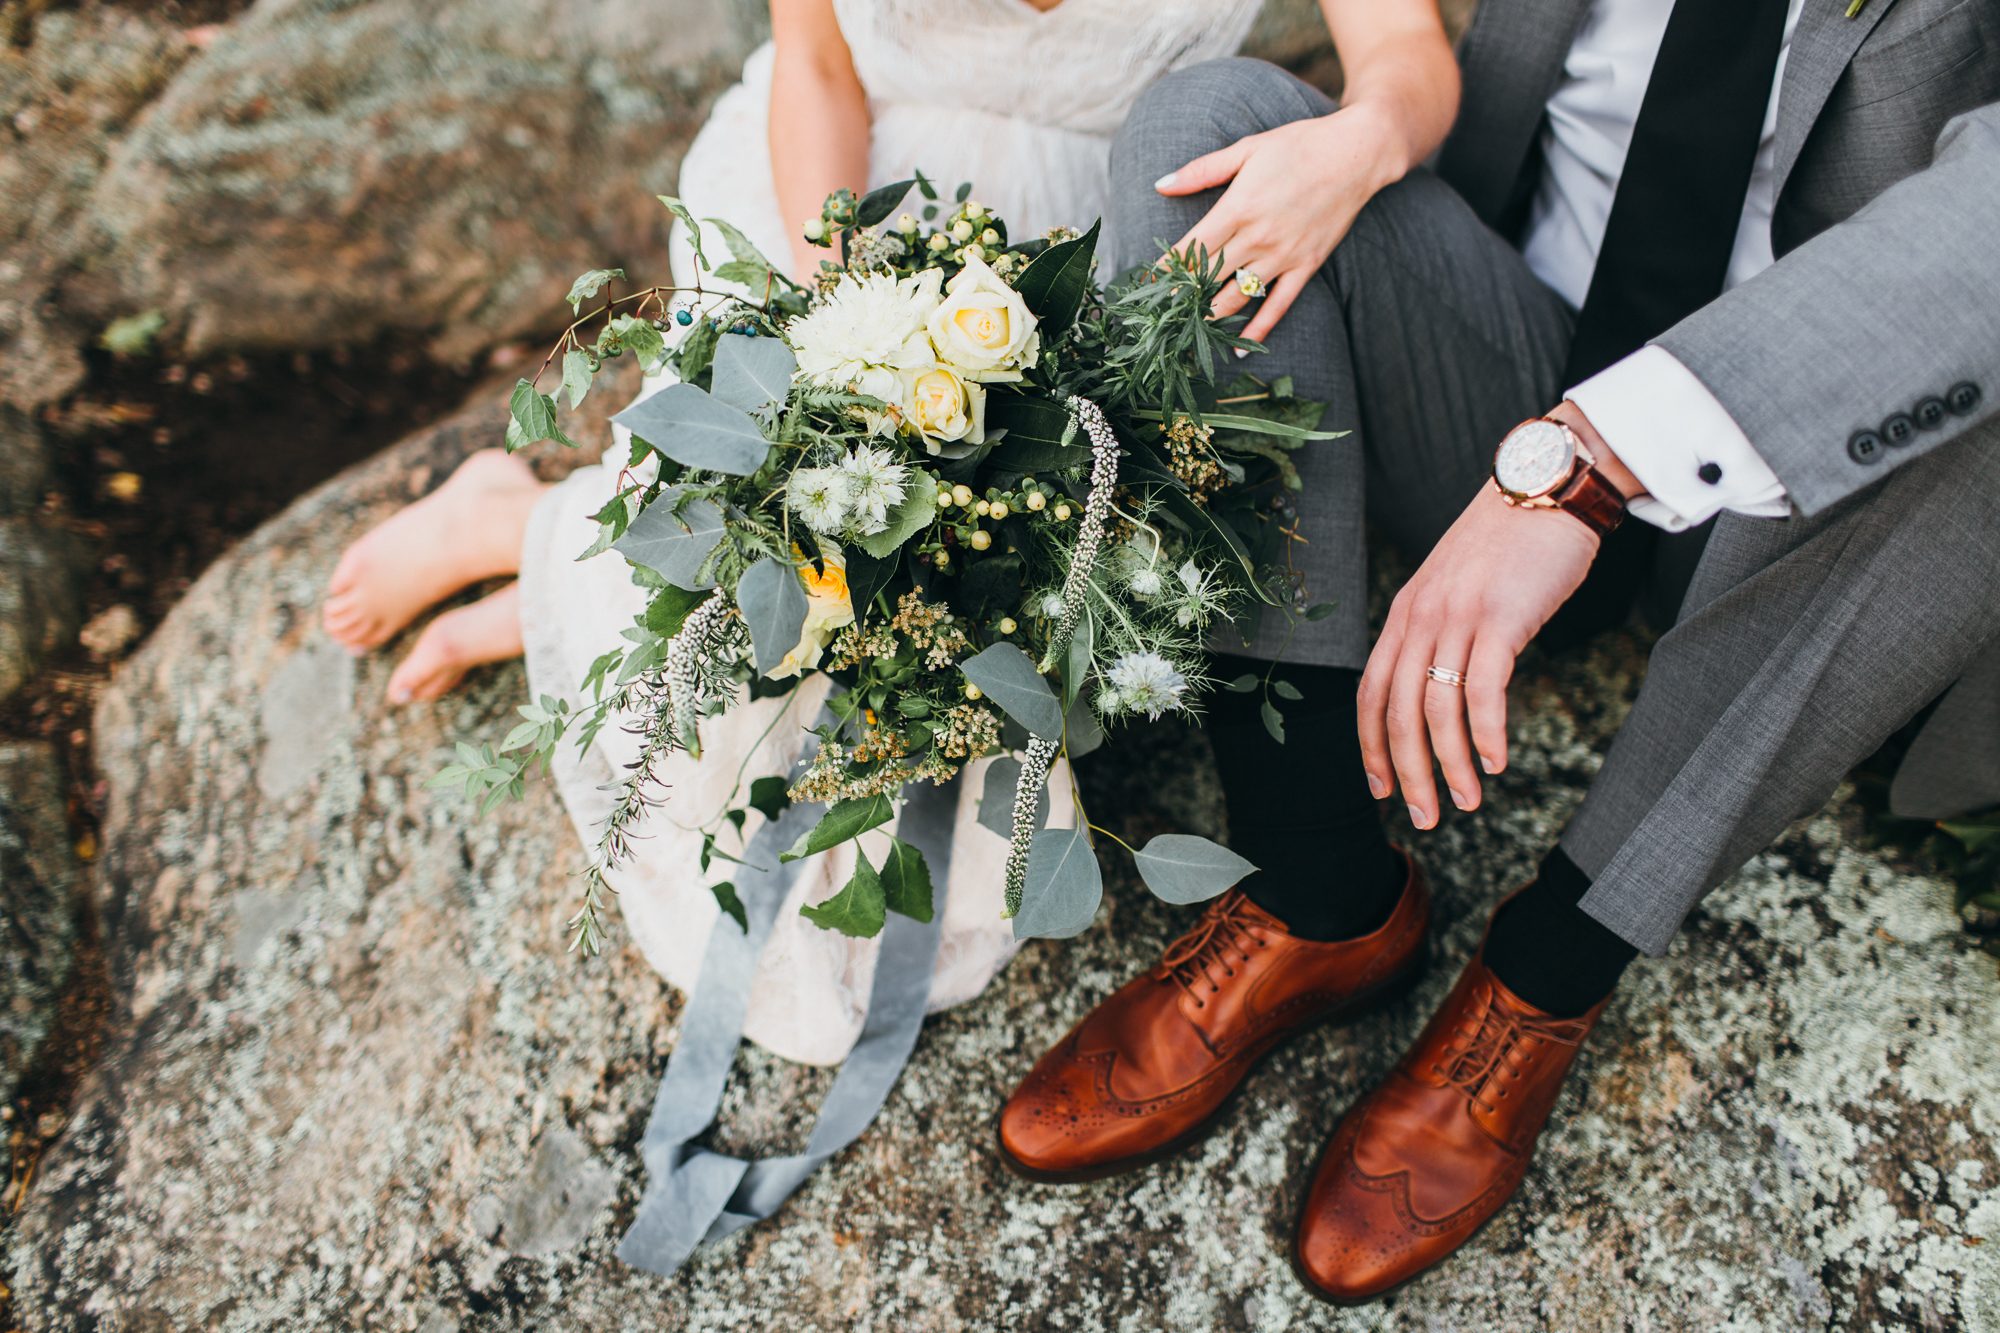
[1233,267,1267,299]
[1425,665,1467,688]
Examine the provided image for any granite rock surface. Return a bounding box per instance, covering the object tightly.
[0,406,89,703]
[9,382,2000,1331]
[0,742,83,1111]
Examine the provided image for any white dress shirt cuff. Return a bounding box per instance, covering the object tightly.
[1567,345,1790,533]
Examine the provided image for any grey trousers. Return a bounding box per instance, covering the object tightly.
[1115,58,2000,955]
[1109,59,1574,669]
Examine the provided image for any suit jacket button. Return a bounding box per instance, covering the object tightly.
[1698,462,1722,484]
[1848,430,1884,465]
[1914,398,1948,429]
[1948,381,1982,415]
[1882,413,1917,446]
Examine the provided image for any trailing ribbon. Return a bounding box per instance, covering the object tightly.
[616,763,957,1276]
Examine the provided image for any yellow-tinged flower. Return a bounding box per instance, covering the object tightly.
[925,254,1040,382]
[766,548,858,679]
[900,364,986,453]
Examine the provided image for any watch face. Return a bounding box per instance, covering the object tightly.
[1494,420,1576,499]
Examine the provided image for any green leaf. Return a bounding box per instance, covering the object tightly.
[1272,679,1303,702]
[1261,700,1286,744]
[737,557,811,676]
[657,196,708,271]
[1942,821,2000,853]
[839,544,897,620]
[800,846,888,937]
[879,836,935,923]
[782,794,896,863]
[856,485,939,559]
[985,399,1089,472]
[1011,826,1104,939]
[961,643,1064,741]
[958,552,1022,621]
[1221,673,1258,694]
[562,348,593,411]
[566,268,624,313]
[710,880,748,933]
[1141,410,1348,441]
[644,583,710,639]
[99,309,165,356]
[1064,695,1104,758]
[914,169,938,201]
[855,179,916,229]
[1304,601,1339,622]
[611,383,772,475]
[712,260,779,291]
[748,776,792,823]
[1158,485,1270,603]
[709,334,797,413]
[613,488,727,588]
[508,379,575,450]
[954,181,972,203]
[1012,220,1099,336]
[1132,834,1256,905]
[614,316,667,373]
[1062,606,1093,713]
[977,756,1049,840]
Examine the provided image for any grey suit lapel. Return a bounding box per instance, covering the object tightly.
[1773,0,1902,196]
[1439,0,1594,227]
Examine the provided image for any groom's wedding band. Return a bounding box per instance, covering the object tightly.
[1425,665,1467,688]
[1233,267,1267,299]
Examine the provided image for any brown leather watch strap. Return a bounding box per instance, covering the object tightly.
[1553,463,1627,539]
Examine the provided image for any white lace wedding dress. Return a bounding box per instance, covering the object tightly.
[518,0,1264,1066]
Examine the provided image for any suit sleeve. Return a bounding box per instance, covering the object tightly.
[1653,101,2000,516]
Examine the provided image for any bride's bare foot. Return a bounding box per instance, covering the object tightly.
[324,449,547,652]
[386,581,525,704]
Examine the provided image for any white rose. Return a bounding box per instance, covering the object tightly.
[899,364,987,454]
[789,269,944,389]
[925,255,1039,382]
[767,549,857,679]
[852,366,904,438]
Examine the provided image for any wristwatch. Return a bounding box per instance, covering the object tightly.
[1491,414,1627,539]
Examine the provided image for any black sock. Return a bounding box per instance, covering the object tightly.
[1204,655,1405,942]
[1482,846,1638,1017]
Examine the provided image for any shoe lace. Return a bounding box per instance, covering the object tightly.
[1435,986,1585,1104]
[1158,891,1261,1005]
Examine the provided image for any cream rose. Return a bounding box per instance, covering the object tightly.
[925,255,1039,382]
[900,364,986,454]
[767,549,857,679]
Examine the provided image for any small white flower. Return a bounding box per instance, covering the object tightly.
[1129,568,1164,598]
[1106,651,1187,720]
[787,467,853,535]
[837,444,910,534]
[1177,559,1204,594]
[1038,592,1066,618]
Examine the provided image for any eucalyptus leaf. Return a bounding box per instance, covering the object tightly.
[737,557,809,676]
[612,488,727,588]
[710,334,797,413]
[961,643,1064,741]
[1272,679,1304,702]
[977,756,1048,840]
[709,880,748,932]
[1062,606,1094,713]
[561,348,593,410]
[1304,602,1339,622]
[1011,826,1104,940]
[612,383,772,476]
[782,794,895,863]
[1261,700,1286,744]
[879,836,935,923]
[1064,695,1104,758]
[1221,673,1258,694]
[856,485,939,559]
[800,847,887,937]
[1132,834,1256,905]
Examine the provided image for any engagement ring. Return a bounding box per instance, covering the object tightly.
[1425,665,1467,688]
[1233,267,1267,299]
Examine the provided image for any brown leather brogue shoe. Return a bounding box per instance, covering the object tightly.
[998,855,1430,1183]
[1291,945,1610,1305]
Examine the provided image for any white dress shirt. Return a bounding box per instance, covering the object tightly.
[1521,0,1807,531]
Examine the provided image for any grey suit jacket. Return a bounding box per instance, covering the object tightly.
[1437,0,2000,819]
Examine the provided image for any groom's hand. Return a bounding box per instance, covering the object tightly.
[1357,404,1644,829]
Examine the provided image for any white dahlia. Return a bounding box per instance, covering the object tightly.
[789,268,944,389]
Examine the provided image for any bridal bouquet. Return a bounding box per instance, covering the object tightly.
[436,177,1340,954]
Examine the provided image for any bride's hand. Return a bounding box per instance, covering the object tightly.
[1157,103,1409,344]
[1155,0,1460,344]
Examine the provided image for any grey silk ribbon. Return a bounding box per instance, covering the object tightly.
[616,769,957,1276]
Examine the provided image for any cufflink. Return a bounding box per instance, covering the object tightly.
[1697,462,1722,485]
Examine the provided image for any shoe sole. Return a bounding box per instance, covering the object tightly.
[995,941,1431,1186]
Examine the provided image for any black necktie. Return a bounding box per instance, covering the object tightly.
[1561,0,1792,387]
